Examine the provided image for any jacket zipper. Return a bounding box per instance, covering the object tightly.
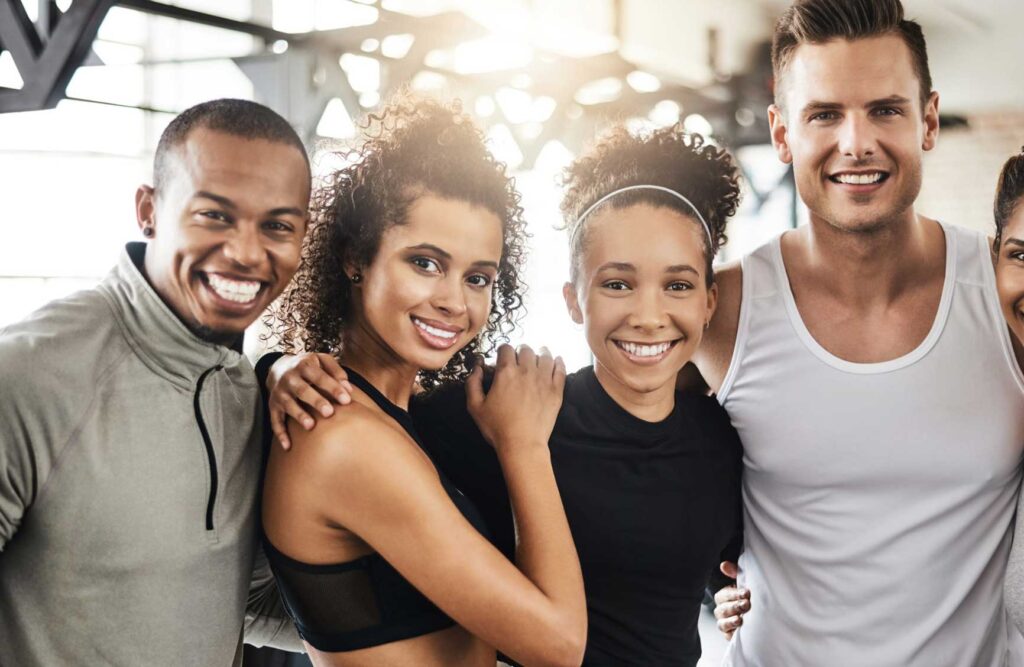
[194,365,223,531]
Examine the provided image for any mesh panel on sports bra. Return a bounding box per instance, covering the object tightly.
[270,553,382,635]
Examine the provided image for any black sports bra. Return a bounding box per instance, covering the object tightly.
[262,368,491,652]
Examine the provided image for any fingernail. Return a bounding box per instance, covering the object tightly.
[303,419,314,429]
[321,405,333,417]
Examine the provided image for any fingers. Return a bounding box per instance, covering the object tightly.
[465,360,484,412]
[316,353,354,403]
[714,584,750,607]
[288,376,337,419]
[516,344,536,368]
[713,582,751,639]
[717,613,742,639]
[536,346,554,377]
[270,405,291,451]
[720,560,740,579]
[495,344,516,369]
[553,356,566,391]
[273,393,315,432]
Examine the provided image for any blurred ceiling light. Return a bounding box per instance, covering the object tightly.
[510,73,532,90]
[496,87,533,125]
[359,91,380,108]
[350,0,377,4]
[486,123,524,170]
[411,70,448,92]
[566,104,584,120]
[55,0,72,11]
[531,96,557,123]
[521,122,544,140]
[381,34,415,59]
[535,24,618,58]
[339,53,380,93]
[735,107,756,127]
[453,37,532,74]
[424,49,451,70]
[317,98,356,139]
[475,95,496,118]
[380,0,450,17]
[627,70,661,93]
[271,39,289,54]
[18,0,38,21]
[626,116,657,135]
[273,0,315,33]
[649,100,681,128]
[575,77,622,106]
[0,51,24,89]
[534,140,574,176]
[361,38,380,53]
[314,0,379,30]
[683,113,713,136]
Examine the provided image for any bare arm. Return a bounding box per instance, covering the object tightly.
[692,261,743,394]
[271,345,585,667]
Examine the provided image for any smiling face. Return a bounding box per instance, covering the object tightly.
[564,203,717,405]
[768,35,939,234]
[348,194,504,373]
[995,202,1024,344]
[137,127,310,344]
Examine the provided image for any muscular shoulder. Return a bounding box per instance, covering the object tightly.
[694,260,743,393]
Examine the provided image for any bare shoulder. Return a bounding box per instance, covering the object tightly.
[695,260,743,393]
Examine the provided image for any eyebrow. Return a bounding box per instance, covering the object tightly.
[407,243,499,270]
[1004,238,1024,248]
[193,191,305,218]
[596,262,700,276]
[801,95,913,115]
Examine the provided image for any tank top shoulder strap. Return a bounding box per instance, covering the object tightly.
[718,234,785,402]
[343,367,426,448]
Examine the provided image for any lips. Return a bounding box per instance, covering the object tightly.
[411,315,463,350]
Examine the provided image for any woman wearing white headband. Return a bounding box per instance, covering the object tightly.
[266,123,744,666]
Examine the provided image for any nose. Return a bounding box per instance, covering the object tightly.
[626,287,668,332]
[432,275,468,318]
[222,222,264,268]
[837,113,877,161]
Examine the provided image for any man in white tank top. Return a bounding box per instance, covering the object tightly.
[697,1,1024,665]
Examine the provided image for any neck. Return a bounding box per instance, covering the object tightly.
[339,325,420,410]
[790,209,941,306]
[592,362,676,422]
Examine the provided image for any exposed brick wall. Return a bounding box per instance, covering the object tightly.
[919,110,1024,235]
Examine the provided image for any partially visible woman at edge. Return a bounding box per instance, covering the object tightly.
[267,124,744,665]
[994,147,1024,639]
[259,96,586,667]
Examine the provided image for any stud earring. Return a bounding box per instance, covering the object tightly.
[142,227,154,238]
[350,273,362,284]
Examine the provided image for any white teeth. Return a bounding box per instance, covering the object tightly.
[834,172,883,185]
[207,274,261,303]
[618,341,671,358]
[413,318,457,339]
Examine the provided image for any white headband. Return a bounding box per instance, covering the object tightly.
[571,184,714,249]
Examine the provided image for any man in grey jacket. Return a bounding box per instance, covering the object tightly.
[0,99,311,665]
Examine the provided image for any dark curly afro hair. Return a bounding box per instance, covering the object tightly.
[267,94,528,390]
[561,124,742,287]
[994,147,1024,250]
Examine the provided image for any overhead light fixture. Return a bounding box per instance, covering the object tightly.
[339,53,380,93]
[627,70,661,93]
[359,91,380,108]
[575,77,622,106]
[683,113,713,136]
[453,37,532,75]
[271,39,289,54]
[381,34,415,59]
[649,100,681,128]
[360,38,380,53]
[475,95,496,118]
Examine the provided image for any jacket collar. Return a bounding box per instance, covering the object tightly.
[97,242,248,389]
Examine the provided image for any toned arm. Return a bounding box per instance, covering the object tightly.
[692,261,743,394]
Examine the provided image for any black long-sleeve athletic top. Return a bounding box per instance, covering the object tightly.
[410,365,743,666]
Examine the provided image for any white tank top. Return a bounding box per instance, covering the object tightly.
[719,222,1024,666]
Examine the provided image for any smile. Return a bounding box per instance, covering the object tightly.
[613,339,679,363]
[828,171,889,185]
[412,316,462,349]
[203,272,263,305]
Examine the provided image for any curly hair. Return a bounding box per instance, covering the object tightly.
[994,147,1024,249]
[560,124,742,287]
[267,95,528,389]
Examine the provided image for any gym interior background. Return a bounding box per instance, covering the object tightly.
[1,0,1021,664]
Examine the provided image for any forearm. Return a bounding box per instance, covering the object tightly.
[498,446,586,631]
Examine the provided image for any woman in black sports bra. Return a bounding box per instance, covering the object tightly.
[260,96,586,667]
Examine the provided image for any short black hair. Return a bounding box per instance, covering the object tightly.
[994,147,1024,249]
[153,98,310,191]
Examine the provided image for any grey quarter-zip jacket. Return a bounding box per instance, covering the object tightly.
[0,242,300,666]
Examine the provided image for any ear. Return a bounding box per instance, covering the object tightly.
[562,281,584,325]
[922,90,940,152]
[705,281,719,327]
[135,185,156,236]
[768,104,793,165]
